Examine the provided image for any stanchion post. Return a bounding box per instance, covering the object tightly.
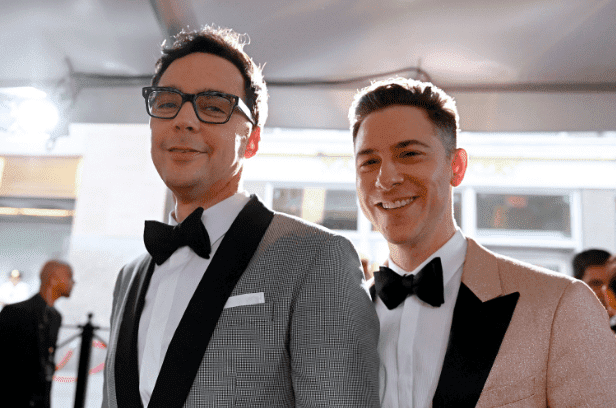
[73,313,97,408]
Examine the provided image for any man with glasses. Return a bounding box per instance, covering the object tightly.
[102,26,380,408]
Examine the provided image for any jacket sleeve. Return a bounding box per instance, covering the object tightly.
[547,280,616,406]
[289,234,381,407]
[101,265,131,408]
[0,307,20,392]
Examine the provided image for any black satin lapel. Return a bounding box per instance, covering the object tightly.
[433,284,520,408]
[114,257,155,408]
[369,282,376,302]
[148,195,274,408]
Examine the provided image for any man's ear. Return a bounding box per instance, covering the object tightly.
[451,148,468,187]
[244,127,260,159]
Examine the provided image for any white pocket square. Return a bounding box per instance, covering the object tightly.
[224,292,265,309]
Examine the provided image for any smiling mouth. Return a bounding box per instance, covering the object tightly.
[168,147,200,153]
[378,197,415,210]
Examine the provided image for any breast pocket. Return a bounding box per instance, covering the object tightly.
[216,302,276,346]
[220,302,273,325]
[213,302,282,379]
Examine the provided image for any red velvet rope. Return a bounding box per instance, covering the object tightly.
[53,339,107,383]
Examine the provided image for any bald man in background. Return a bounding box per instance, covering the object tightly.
[0,260,75,408]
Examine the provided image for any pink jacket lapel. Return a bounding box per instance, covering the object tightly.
[433,238,519,408]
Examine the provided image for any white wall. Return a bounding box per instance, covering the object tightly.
[581,189,616,253]
[64,123,167,331]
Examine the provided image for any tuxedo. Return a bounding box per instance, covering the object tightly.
[373,238,616,407]
[102,195,380,407]
[0,294,62,408]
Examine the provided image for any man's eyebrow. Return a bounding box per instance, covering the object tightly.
[394,140,430,149]
[356,140,431,157]
[356,148,375,157]
[157,85,220,94]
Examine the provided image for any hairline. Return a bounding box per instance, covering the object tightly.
[152,53,249,101]
[352,104,456,157]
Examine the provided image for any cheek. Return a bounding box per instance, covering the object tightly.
[424,166,451,199]
[356,176,372,199]
[355,178,371,211]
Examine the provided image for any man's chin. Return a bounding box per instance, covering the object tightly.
[164,178,202,193]
[381,229,416,247]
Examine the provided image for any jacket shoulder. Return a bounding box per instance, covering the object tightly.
[469,239,577,305]
[492,250,574,292]
[468,238,573,288]
[270,211,341,239]
[2,294,40,311]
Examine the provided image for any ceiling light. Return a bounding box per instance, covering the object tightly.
[13,98,60,134]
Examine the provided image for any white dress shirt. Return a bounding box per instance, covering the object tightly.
[377,229,467,408]
[0,281,30,306]
[137,191,250,407]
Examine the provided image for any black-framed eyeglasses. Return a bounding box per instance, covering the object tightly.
[142,86,255,125]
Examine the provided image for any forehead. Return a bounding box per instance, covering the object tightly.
[583,264,612,282]
[58,265,72,276]
[354,105,441,153]
[158,52,246,99]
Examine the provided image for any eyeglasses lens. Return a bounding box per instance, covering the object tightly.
[149,91,181,118]
[148,90,233,123]
[195,94,233,121]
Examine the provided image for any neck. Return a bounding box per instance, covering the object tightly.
[171,180,242,223]
[39,288,57,307]
[389,227,456,272]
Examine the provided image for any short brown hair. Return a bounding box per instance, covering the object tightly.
[152,25,268,128]
[349,78,459,155]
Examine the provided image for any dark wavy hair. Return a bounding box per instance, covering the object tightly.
[349,78,458,156]
[152,25,268,127]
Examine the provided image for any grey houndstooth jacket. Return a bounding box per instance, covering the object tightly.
[102,195,380,407]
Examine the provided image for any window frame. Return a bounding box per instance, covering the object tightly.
[458,186,582,249]
[264,182,362,234]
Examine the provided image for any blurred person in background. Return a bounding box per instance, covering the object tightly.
[102,25,379,408]
[0,260,74,408]
[609,255,616,329]
[0,269,31,308]
[359,252,377,280]
[573,249,616,331]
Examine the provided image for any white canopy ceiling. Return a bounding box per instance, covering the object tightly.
[2,0,615,132]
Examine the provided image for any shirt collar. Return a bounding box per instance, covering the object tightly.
[388,229,467,287]
[167,191,251,245]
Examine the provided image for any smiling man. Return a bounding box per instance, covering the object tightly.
[349,78,616,408]
[102,26,380,408]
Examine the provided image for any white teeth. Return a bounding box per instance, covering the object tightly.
[381,198,413,209]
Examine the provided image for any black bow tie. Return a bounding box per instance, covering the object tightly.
[144,207,211,266]
[375,257,444,309]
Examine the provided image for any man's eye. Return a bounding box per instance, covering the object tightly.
[203,106,224,112]
[157,102,179,109]
[361,159,378,167]
[401,151,420,158]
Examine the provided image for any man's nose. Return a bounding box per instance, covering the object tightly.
[173,101,201,131]
[375,161,403,190]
